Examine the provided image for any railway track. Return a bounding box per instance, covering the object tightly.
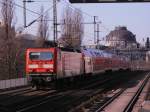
[74,89,125,112]
[16,71,137,112]
[123,73,150,112]
[0,71,146,112]
[0,73,112,112]
[0,85,58,112]
[69,71,148,112]
[93,89,125,112]
[0,86,31,95]
[93,72,149,112]
[15,77,113,112]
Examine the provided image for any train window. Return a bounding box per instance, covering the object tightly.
[94,52,98,56]
[90,51,94,56]
[97,52,100,56]
[97,52,101,56]
[29,52,53,60]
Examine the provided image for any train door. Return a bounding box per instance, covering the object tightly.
[84,56,92,74]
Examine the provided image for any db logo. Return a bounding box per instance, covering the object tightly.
[39,64,43,68]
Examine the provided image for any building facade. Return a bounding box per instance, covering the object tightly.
[105,26,137,49]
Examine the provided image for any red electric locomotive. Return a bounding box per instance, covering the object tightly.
[26,47,84,88]
[26,48,58,87]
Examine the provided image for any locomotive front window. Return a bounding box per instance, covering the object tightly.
[29,52,53,60]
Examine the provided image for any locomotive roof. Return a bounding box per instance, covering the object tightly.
[82,48,114,58]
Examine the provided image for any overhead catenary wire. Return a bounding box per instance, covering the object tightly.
[0,0,96,26]
[61,0,111,36]
[0,0,40,15]
[0,0,111,42]
[61,0,94,18]
[0,0,96,43]
[25,4,56,27]
[101,24,110,32]
[0,0,55,16]
[0,0,57,29]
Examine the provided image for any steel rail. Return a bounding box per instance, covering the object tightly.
[69,75,126,112]
[16,77,114,112]
[94,89,125,112]
[123,73,150,112]
[68,72,149,112]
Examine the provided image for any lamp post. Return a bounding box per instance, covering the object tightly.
[53,0,57,44]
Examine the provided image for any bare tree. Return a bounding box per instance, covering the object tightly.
[60,6,84,49]
[36,6,49,47]
[1,0,14,31]
[0,0,21,79]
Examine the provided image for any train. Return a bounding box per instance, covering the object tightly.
[26,47,130,89]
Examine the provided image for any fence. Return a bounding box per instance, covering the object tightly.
[0,78,27,90]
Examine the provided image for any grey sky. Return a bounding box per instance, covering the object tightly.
[9,1,150,45]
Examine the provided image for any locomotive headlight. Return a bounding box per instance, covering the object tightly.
[43,64,53,68]
[46,77,51,82]
[28,64,38,68]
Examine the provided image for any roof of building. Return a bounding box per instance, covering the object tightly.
[106,26,136,43]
